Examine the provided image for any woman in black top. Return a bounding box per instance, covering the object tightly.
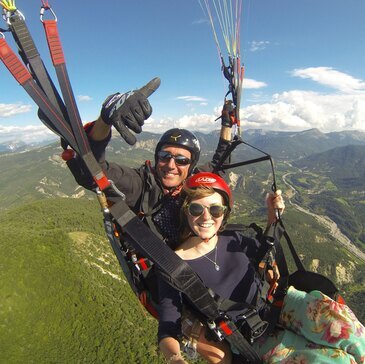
[157,172,283,363]
[157,172,365,364]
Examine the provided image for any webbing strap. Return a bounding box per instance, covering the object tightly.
[40,18,109,190]
[217,321,261,363]
[42,19,92,157]
[110,199,220,318]
[0,37,79,151]
[1,10,110,191]
[103,214,139,296]
[221,155,271,171]
[9,13,68,120]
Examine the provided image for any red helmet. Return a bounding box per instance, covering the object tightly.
[185,172,233,209]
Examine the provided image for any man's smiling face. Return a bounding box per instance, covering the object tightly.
[155,145,192,189]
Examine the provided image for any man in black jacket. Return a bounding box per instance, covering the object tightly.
[86,77,233,248]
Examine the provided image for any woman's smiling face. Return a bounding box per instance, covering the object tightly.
[186,192,225,241]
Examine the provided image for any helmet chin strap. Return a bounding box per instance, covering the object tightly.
[161,182,184,196]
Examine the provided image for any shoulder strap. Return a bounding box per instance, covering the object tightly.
[138,161,164,240]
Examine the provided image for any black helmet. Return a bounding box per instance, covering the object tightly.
[155,128,201,174]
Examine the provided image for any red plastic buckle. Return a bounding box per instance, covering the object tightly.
[93,174,110,190]
[218,321,233,336]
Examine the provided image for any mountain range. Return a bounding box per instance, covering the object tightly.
[1,128,365,362]
[3,128,365,161]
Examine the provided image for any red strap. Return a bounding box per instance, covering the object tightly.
[41,0,51,9]
[0,38,32,84]
[42,20,65,66]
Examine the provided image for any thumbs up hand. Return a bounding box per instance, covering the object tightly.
[100,77,161,145]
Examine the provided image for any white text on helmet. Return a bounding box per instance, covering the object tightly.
[195,177,217,184]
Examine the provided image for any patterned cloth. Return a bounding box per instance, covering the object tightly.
[253,286,365,363]
[152,195,183,249]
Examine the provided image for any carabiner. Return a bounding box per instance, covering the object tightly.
[40,3,57,23]
[2,8,23,25]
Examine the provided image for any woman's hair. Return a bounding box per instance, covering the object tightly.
[179,186,231,243]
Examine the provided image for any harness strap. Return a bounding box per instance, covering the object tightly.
[213,135,243,173]
[0,36,79,151]
[221,155,271,170]
[139,161,165,240]
[41,19,86,151]
[96,191,139,296]
[8,12,68,121]
[109,200,219,315]
[213,293,269,342]
[214,320,260,363]
[278,220,305,271]
[1,7,110,191]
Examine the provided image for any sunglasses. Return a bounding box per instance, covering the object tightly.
[187,203,227,218]
[157,151,191,166]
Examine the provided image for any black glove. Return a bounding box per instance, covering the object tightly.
[100,77,161,145]
[221,100,235,127]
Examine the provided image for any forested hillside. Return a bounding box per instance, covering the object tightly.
[0,199,161,363]
[1,129,365,362]
[291,145,365,247]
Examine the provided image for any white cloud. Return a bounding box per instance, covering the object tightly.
[249,40,270,52]
[292,67,365,93]
[144,114,220,133]
[0,103,32,118]
[192,18,209,25]
[244,79,267,89]
[5,68,364,139]
[241,90,365,132]
[0,124,57,143]
[146,68,365,134]
[77,95,93,102]
[176,96,208,102]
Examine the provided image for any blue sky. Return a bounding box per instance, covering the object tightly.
[1,0,365,143]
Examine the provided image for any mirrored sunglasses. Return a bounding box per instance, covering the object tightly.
[187,203,227,218]
[157,151,191,166]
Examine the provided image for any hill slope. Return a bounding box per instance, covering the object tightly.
[290,145,365,245]
[1,130,365,361]
[293,144,365,189]
[0,198,161,363]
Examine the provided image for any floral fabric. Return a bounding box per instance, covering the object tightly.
[253,286,365,363]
